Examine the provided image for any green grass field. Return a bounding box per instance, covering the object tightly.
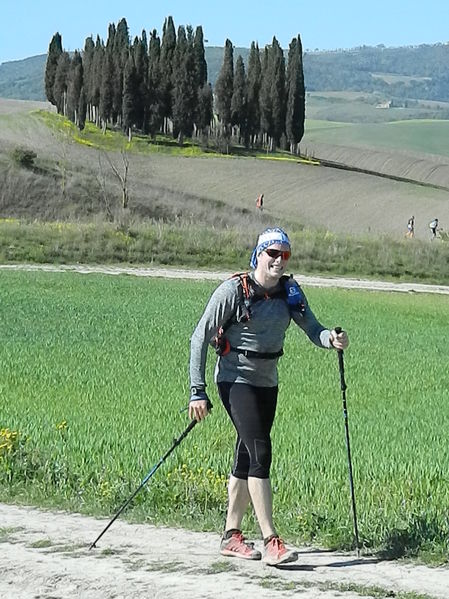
[305,118,449,157]
[1,270,449,561]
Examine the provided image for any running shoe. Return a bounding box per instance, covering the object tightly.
[220,530,262,560]
[263,536,298,566]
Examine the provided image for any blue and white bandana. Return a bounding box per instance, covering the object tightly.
[250,227,291,269]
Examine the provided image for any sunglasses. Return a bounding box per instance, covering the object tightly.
[264,248,291,260]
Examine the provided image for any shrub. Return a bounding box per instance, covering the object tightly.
[11,147,37,169]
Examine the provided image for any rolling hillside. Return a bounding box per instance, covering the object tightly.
[0,98,448,241]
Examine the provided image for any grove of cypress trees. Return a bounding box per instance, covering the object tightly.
[45,17,301,152]
[45,33,63,105]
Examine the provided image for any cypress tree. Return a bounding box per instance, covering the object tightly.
[296,34,305,145]
[215,39,234,146]
[115,18,130,56]
[196,83,213,139]
[259,46,273,146]
[112,18,130,125]
[106,22,116,52]
[172,25,196,144]
[139,29,149,132]
[67,50,83,125]
[82,36,95,121]
[231,55,247,143]
[99,48,114,130]
[147,29,163,137]
[122,51,138,140]
[270,37,286,149]
[285,35,305,153]
[78,86,87,131]
[53,51,71,115]
[131,34,148,130]
[91,36,104,126]
[45,33,63,105]
[193,26,208,87]
[160,16,177,123]
[246,42,261,147]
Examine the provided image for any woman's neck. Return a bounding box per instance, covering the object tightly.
[253,270,278,290]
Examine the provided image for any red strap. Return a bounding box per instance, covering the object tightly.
[229,272,251,299]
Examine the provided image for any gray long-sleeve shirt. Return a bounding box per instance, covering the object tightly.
[189,273,333,388]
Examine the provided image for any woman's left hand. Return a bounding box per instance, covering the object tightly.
[330,329,349,350]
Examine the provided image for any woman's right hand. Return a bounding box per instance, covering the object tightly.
[188,391,211,421]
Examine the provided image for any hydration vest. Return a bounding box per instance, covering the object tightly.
[213,272,305,357]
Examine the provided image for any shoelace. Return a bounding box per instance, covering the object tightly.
[269,537,285,552]
[232,532,255,549]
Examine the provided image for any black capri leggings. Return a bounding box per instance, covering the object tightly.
[218,382,278,479]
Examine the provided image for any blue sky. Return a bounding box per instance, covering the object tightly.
[1,0,449,64]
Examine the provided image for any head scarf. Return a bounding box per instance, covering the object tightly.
[250,227,291,269]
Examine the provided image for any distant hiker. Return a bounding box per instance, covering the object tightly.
[188,226,349,566]
[429,218,439,239]
[256,194,264,211]
[405,216,415,238]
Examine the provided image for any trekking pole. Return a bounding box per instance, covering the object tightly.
[89,418,197,550]
[334,327,361,557]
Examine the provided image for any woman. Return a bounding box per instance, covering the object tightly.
[189,227,349,566]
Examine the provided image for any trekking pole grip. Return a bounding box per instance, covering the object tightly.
[334,327,347,390]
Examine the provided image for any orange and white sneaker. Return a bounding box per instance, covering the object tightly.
[263,535,298,566]
[220,530,262,560]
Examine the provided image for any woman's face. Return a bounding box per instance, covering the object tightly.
[256,243,291,281]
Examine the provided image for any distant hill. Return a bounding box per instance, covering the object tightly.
[0,55,46,100]
[1,42,449,103]
[304,43,449,102]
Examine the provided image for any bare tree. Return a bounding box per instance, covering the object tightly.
[102,150,130,209]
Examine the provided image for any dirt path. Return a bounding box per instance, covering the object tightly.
[1,263,449,295]
[1,503,448,599]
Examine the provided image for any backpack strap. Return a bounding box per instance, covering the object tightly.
[212,272,251,355]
